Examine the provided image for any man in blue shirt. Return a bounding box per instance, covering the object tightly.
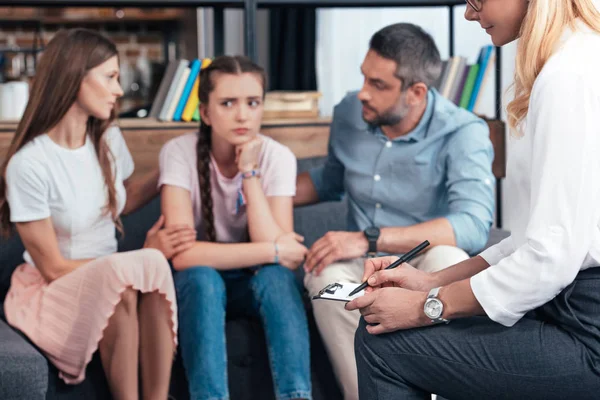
[294,23,495,400]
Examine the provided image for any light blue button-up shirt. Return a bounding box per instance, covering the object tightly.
[309,89,495,255]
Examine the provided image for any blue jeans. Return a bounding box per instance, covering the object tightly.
[354,268,600,399]
[174,265,312,400]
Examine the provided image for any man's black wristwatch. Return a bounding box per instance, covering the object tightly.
[363,226,380,257]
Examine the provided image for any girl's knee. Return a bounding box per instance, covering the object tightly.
[252,265,302,301]
[255,264,297,286]
[174,266,225,298]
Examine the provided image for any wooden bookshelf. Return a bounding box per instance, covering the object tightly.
[0,116,505,183]
[0,117,332,180]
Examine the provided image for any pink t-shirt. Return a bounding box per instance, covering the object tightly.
[158,132,297,243]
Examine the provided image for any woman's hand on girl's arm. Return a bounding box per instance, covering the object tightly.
[15,219,93,282]
[143,215,196,260]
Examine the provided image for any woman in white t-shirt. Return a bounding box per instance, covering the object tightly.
[0,29,194,398]
[159,55,311,400]
[347,0,600,398]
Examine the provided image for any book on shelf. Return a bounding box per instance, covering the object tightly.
[151,57,213,123]
[434,44,495,115]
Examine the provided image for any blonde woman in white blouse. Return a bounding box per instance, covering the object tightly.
[347,0,600,398]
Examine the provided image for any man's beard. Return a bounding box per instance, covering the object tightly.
[361,102,408,127]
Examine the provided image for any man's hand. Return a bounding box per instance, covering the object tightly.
[361,256,436,293]
[345,287,430,334]
[143,215,197,260]
[304,231,368,275]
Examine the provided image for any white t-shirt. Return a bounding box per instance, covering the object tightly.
[158,133,296,243]
[472,20,600,327]
[5,126,134,267]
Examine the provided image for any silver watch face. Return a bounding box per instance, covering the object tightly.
[424,298,443,319]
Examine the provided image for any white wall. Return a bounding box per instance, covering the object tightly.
[316,5,517,118]
[316,6,518,229]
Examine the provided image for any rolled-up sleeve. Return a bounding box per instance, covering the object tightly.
[444,120,495,254]
[308,112,345,202]
[478,235,515,266]
[471,72,600,327]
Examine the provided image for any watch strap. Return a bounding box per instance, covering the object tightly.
[427,287,441,299]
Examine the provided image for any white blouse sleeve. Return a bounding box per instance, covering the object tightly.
[478,235,515,266]
[470,71,600,326]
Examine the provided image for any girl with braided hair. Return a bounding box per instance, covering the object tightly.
[158,55,311,400]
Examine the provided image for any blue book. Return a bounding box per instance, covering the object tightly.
[467,45,494,111]
[173,59,201,121]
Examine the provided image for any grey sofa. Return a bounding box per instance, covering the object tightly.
[0,156,509,400]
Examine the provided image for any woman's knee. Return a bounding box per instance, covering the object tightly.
[139,248,170,270]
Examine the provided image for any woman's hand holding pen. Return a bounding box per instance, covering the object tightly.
[361,256,437,293]
[275,232,308,270]
[344,255,436,334]
[345,286,431,334]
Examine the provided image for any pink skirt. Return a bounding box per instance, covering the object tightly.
[3,248,178,384]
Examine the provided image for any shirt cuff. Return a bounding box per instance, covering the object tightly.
[479,246,504,266]
[445,212,487,255]
[470,269,523,327]
[478,236,513,266]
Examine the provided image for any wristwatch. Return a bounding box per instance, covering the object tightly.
[363,226,380,257]
[423,287,450,324]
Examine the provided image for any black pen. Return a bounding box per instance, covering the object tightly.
[347,240,430,297]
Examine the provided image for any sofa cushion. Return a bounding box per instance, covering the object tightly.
[0,319,47,400]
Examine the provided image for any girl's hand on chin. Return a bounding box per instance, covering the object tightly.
[236,136,263,173]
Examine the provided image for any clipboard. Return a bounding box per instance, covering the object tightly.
[312,282,365,302]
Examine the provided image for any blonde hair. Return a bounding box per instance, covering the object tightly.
[507,0,600,135]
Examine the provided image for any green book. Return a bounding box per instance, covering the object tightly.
[459,64,480,109]
[192,107,200,121]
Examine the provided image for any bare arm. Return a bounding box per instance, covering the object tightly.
[15,219,93,282]
[243,175,293,242]
[378,217,457,254]
[438,278,486,320]
[362,254,490,293]
[161,185,275,271]
[121,168,160,215]
[293,172,320,206]
[430,255,490,287]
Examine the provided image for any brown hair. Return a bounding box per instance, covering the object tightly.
[0,28,121,236]
[197,55,266,242]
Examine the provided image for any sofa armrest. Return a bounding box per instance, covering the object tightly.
[0,317,47,400]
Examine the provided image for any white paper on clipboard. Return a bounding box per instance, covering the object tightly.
[312,282,365,302]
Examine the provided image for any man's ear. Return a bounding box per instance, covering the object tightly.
[199,104,210,125]
[406,83,428,106]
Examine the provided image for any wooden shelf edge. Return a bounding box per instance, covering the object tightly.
[0,117,333,132]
